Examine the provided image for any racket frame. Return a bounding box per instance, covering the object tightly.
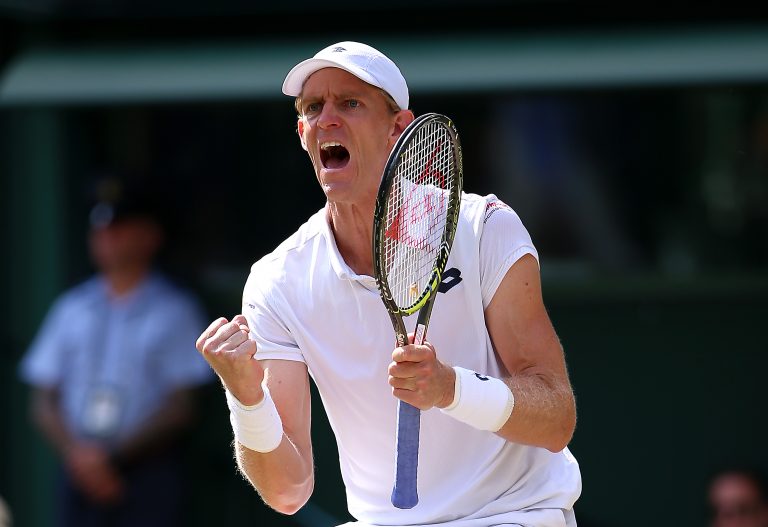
[372,112,463,509]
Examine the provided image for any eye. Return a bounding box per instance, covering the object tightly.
[305,102,321,114]
[346,99,360,109]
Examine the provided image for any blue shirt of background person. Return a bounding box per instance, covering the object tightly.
[18,174,214,527]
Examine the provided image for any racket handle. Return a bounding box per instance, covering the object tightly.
[391,400,420,509]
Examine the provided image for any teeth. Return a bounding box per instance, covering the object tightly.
[321,141,343,150]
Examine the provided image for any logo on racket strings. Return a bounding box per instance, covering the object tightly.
[384,138,448,252]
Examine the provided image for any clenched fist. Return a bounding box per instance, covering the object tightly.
[196,314,265,405]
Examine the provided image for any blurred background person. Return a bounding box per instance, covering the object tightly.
[17,172,214,527]
[709,467,768,527]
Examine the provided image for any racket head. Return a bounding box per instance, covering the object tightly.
[373,113,463,319]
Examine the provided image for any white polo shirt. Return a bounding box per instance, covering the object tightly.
[242,192,581,527]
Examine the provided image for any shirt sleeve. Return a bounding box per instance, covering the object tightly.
[479,196,539,309]
[242,271,305,363]
[18,295,71,387]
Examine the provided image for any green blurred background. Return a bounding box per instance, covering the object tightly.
[1,2,767,526]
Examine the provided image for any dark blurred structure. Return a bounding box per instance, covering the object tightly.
[1,2,767,527]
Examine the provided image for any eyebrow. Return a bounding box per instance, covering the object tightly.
[302,89,370,104]
[298,87,397,115]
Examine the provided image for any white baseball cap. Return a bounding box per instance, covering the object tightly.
[282,41,409,110]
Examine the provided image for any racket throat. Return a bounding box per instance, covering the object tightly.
[413,323,427,345]
[395,323,427,347]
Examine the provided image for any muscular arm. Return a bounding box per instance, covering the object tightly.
[485,253,576,452]
[197,316,314,515]
[234,359,314,515]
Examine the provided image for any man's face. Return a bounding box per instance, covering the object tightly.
[710,473,768,527]
[88,217,161,273]
[296,68,411,207]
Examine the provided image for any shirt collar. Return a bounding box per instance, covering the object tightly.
[320,204,376,285]
[96,272,161,311]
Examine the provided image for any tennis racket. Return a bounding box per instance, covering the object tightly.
[373,112,463,509]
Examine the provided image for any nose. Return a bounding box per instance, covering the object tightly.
[317,103,341,129]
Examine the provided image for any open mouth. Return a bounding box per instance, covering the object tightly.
[320,141,350,169]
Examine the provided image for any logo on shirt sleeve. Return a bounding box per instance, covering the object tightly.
[484,198,512,224]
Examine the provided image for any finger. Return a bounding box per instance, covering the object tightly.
[391,343,432,364]
[391,345,415,364]
[391,388,430,410]
[210,339,257,369]
[196,317,228,351]
[232,313,248,327]
[222,325,250,351]
[388,360,418,379]
[233,338,257,360]
[204,320,250,355]
[389,374,415,391]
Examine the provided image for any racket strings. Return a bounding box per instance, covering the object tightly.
[383,123,456,311]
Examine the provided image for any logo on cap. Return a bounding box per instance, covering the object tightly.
[331,47,347,53]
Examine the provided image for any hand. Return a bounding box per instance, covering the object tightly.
[388,335,456,410]
[65,443,124,504]
[196,314,265,405]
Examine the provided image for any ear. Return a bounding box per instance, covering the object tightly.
[297,118,308,151]
[390,110,415,145]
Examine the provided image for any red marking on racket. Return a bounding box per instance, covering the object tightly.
[385,140,447,249]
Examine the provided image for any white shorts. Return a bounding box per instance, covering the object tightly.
[336,507,576,527]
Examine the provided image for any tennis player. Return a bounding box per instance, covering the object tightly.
[196,41,581,527]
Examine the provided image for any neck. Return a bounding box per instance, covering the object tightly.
[103,266,150,298]
[327,202,375,276]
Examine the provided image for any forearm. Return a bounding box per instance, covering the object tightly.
[31,388,76,457]
[196,320,314,514]
[481,255,578,452]
[235,435,314,515]
[497,371,576,452]
[226,360,315,515]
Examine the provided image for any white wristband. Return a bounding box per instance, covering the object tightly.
[225,386,284,453]
[440,366,515,432]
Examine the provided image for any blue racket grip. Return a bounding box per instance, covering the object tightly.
[391,400,420,509]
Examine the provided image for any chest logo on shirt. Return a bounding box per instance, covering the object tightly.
[438,267,462,294]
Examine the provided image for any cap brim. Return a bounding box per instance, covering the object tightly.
[282,57,379,97]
